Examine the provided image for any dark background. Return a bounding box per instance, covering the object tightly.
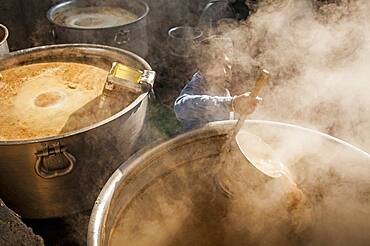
[0,0,210,106]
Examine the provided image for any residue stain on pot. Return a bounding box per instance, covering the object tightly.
[33,90,66,108]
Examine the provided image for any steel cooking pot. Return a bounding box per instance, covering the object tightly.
[0,44,154,218]
[168,26,203,57]
[88,120,370,246]
[47,0,149,58]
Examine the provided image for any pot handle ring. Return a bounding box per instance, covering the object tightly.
[35,143,75,179]
[114,30,130,45]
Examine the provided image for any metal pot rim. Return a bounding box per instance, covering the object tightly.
[47,0,150,31]
[0,24,9,46]
[168,26,203,40]
[0,43,151,145]
[87,119,370,246]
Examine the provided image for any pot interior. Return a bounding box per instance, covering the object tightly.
[50,0,147,29]
[0,45,145,141]
[96,122,370,246]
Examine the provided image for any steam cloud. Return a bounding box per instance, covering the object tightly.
[107,121,370,246]
[94,1,370,245]
[215,0,370,152]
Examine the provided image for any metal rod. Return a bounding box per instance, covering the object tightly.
[216,69,270,197]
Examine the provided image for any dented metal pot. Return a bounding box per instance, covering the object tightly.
[0,44,153,218]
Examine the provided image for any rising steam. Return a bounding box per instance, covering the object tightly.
[216,0,370,152]
[95,1,370,245]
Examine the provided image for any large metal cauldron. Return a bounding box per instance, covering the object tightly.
[0,44,153,218]
[88,120,370,246]
[47,0,149,58]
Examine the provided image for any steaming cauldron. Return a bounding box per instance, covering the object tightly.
[88,120,370,246]
[0,44,153,218]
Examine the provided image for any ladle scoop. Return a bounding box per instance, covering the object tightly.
[216,69,291,197]
[97,62,155,110]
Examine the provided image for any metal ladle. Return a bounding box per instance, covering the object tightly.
[216,70,292,197]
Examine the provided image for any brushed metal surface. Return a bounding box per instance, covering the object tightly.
[0,44,152,218]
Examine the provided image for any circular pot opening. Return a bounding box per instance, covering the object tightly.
[48,0,149,29]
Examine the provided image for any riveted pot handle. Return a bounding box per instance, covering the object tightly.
[114,30,130,45]
[35,143,75,179]
[50,27,57,40]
